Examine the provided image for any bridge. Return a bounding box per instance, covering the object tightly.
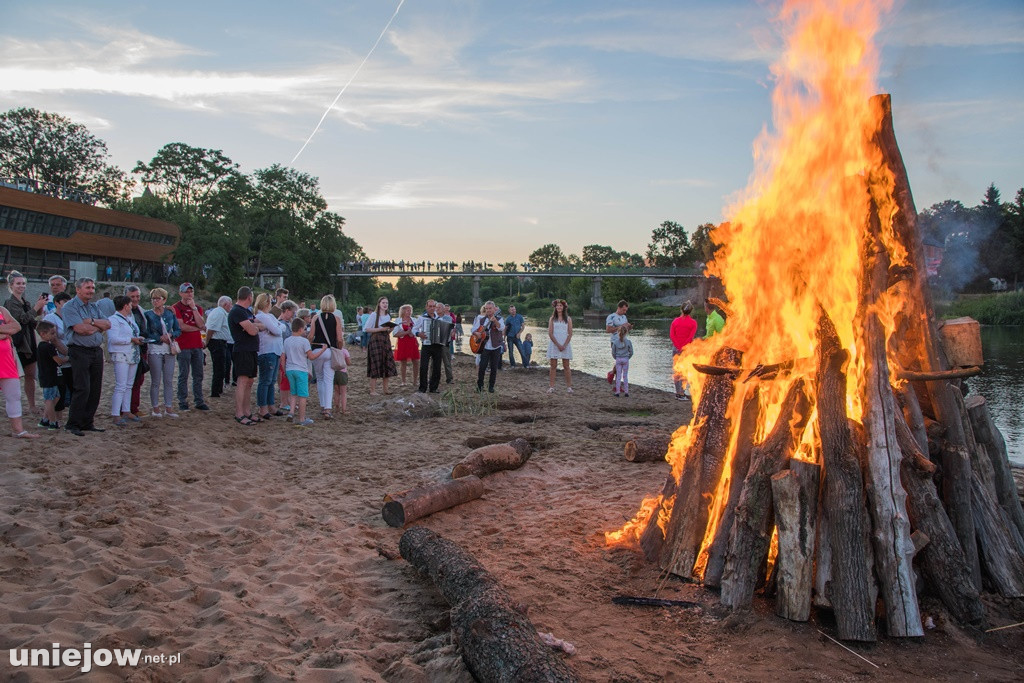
[329,266,704,308]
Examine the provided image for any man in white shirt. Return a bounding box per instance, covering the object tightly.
[205,296,233,397]
[606,300,632,346]
[472,301,505,393]
[412,300,442,393]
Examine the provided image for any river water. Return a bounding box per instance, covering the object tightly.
[515,318,1023,466]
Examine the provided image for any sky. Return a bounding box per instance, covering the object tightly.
[2,0,1022,265]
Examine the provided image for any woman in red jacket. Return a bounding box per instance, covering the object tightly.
[669,301,697,400]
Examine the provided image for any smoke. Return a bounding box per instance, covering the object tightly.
[931,212,1001,293]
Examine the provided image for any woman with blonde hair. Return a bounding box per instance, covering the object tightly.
[546,299,574,393]
[254,292,284,420]
[143,288,181,418]
[392,303,419,386]
[4,271,42,414]
[307,294,343,418]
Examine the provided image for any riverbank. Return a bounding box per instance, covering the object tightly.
[1,350,1022,680]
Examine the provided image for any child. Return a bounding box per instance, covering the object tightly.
[282,317,326,426]
[611,326,634,397]
[522,333,533,369]
[36,321,68,429]
[332,334,352,414]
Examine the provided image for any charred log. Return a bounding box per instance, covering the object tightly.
[399,527,579,682]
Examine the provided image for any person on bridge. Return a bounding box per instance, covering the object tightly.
[504,305,526,368]
[364,296,397,396]
[546,299,574,393]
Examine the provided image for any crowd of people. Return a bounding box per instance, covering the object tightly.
[1,267,727,437]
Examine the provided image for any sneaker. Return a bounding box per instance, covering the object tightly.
[165,411,180,419]
[624,392,630,397]
[151,409,163,418]
[196,404,211,412]
[47,421,60,430]
[613,392,619,397]
[38,418,51,429]
[567,387,574,393]
[296,418,314,427]
[286,414,293,423]
[179,404,190,411]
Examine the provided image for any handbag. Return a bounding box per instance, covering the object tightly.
[317,314,347,372]
[160,316,181,355]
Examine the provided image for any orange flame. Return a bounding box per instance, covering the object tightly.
[609,0,900,562]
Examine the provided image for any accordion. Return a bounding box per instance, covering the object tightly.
[423,317,454,345]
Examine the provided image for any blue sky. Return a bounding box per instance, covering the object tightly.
[2,0,1022,263]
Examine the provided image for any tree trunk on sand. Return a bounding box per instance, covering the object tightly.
[771,459,820,622]
[859,212,922,638]
[624,436,672,463]
[399,527,579,683]
[659,347,742,579]
[453,439,532,479]
[815,307,878,642]
[871,93,980,590]
[893,406,986,627]
[719,379,810,610]
[383,477,485,528]
[965,395,1024,543]
[703,386,761,588]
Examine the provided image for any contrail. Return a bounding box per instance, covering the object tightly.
[291,0,406,164]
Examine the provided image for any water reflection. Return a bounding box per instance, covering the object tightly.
[519,317,1023,465]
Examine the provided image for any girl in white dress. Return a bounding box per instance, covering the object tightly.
[546,299,574,393]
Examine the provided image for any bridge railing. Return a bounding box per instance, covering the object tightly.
[334,264,704,277]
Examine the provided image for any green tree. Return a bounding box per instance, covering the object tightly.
[133,143,241,215]
[0,107,132,204]
[646,221,693,268]
[690,222,718,265]
[529,243,567,271]
[581,244,617,270]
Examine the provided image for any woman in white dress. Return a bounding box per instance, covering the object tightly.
[546,299,574,393]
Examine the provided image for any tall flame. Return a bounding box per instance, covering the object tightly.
[609,0,897,548]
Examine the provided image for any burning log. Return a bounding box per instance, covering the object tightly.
[659,347,743,579]
[965,395,1024,543]
[872,93,980,588]
[638,476,675,561]
[719,378,810,610]
[858,209,922,637]
[623,436,671,463]
[452,439,532,479]
[703,386,761,588]
[383,477,485,528]
[771,459,821,622]
[895,384,929,459]
[896,367,981,382]
[399,527,579,682]
[815,308,878,642]
[893,405,986,626]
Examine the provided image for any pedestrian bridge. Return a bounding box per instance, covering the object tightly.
[330,265,704,308]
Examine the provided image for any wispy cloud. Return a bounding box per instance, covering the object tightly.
[882,2,1024,50]
[330,179,511,211]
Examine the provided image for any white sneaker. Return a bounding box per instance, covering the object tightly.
[151,409,163,419]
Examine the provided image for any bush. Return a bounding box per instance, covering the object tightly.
[943,291,1024,326]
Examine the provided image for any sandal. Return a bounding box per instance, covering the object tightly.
[322,410,333,419]
[248,414,264,423]
[234,416,256,426]
[12,430,40,439]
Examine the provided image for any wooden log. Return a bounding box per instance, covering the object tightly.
[771,460,821,622]
[858,210,922,638]
[383,477,485,528]
[660,347,742,578]
[399,527,579,682]
[623,435,671,463]
[813,508,833,609]
[871,93,980,589]
[693,363,737,376]
[896,367,982,382]
[703,385,761,588]
[895,383,929,457]
[893,405,986,626]
[965,395,1024,543]
[638,475,675,561]
[815,307,878,642]
[719,379,810,610]
[453,439,532,479]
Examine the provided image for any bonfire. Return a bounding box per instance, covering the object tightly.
[609,0,1024,641]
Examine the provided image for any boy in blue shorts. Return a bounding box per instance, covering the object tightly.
[282,317,326,426]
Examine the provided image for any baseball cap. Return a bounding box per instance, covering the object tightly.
[179,282,194,292]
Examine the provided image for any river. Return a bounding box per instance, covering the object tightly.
[514,318,1023,466]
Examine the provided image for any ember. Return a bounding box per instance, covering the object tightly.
[608,0,1024,641]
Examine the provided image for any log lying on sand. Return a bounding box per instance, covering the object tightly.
[383,477,485,528]
[399,527,579,683]
[623,436,671,463]
[453,439,532,478]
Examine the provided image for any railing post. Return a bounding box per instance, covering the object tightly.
[591,275,606,310]
[340,276,350,303]
[472,275,482,308]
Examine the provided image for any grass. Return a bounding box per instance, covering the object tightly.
[940,291,1024,326]
[438,384,498,416]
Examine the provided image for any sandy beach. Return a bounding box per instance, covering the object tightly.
[1,347,1022,682]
